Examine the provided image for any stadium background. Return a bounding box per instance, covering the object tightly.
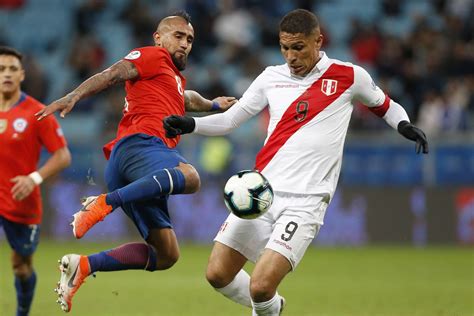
[0,0,472,315]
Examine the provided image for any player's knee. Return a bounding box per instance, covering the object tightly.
[13,262,33,280]
[155,252,180,270]
[205,266,231,289]
[250,277,276,302]
[178,163,200,193]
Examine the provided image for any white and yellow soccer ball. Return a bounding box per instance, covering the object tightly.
[223,170,274,219]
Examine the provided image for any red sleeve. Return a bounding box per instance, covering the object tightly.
[123,47,167,80]
[37,114,67,153]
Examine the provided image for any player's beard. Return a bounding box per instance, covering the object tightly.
[171,54,187,71]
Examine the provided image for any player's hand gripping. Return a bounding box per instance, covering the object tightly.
[10,175,36,201]
[397,121,429,154]
[212,96,237,111]
[163,115,195,138]
[35,93,79,120]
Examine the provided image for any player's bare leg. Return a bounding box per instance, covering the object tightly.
[250,249,290,315]
[206,242,252,307]
[146,227,180,270]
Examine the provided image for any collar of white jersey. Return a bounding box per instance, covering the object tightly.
[289,51,329,79]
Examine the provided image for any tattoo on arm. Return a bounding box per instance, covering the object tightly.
[70,60,138,100]
[184,90,212,112]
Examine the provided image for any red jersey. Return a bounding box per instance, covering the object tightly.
[0,93,67,224]
[103,46,186,159]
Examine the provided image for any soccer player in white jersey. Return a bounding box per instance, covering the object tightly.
[163,9,428,315]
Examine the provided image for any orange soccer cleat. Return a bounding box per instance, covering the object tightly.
[71,194,113,239]
[54,254,91,313]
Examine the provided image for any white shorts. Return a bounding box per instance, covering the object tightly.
[214,192,329,270]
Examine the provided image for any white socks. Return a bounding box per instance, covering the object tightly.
[252,293,283,316]
[214,269,252,308]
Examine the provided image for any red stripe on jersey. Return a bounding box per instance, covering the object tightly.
[369,94,391,117]
[255,64,354,172]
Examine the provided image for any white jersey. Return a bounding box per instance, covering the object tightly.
[194,52,409,197]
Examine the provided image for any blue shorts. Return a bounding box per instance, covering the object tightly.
[0,216,40,257]
[105,134,188,240]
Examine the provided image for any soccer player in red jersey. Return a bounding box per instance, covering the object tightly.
[0,46,71,316]
[36,11,236,312]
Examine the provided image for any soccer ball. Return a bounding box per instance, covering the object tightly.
[223,170,274,219]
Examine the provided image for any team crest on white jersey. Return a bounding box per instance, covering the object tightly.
[321,79,338,96]
[0,119,6,134]
[13,118,27,133]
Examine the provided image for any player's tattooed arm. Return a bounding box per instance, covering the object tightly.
[184,90,237,112]
[36,60,139,119]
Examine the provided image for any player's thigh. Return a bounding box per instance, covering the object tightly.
[116,134,189,182]
[265,195,326,270]
[213,212,273,263]
[1,217,40,258]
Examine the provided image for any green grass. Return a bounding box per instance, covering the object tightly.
[1,241,473,316]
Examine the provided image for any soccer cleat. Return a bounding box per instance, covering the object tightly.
[279,296,286,315]
[71,194,113,239]
[55,254,90,312]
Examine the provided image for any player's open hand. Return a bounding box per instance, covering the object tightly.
[10,175,36,201]
[163,115,196,138]
[212,96,237,111]
[35,94,78,120]
[397,121,429,154]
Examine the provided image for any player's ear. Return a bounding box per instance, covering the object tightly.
[20,69,25,83]
[315,33,323,49]
[153,32,162,47]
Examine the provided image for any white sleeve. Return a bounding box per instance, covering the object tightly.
[352,65,409,129]
[193,71,268,136]
[193,101,254,135]
[352,65,386,107]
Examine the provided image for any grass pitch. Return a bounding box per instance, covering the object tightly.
[0,241,472,316]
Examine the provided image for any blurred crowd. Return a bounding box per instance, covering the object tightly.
[0,0,472,141]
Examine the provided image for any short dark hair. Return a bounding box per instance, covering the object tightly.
[279,9,319,35]
[171,10,191,24]
[0,46,23,62]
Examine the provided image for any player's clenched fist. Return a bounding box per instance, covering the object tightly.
[35,93,79,120]
[163,115,196,138]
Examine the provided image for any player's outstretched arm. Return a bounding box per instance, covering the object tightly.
[35,60,139,120]
[184,90,236,112]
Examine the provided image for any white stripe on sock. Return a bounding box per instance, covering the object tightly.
[164,169,174,194]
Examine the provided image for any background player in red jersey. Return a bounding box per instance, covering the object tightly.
[0,46,71,316]
[36,11,236,313]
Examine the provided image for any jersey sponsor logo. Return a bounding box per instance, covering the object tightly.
[321,79,338,96]
[0,119,6,134]
[124,50,141,60]
[13,118,27,133]
[275,83,299,88]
